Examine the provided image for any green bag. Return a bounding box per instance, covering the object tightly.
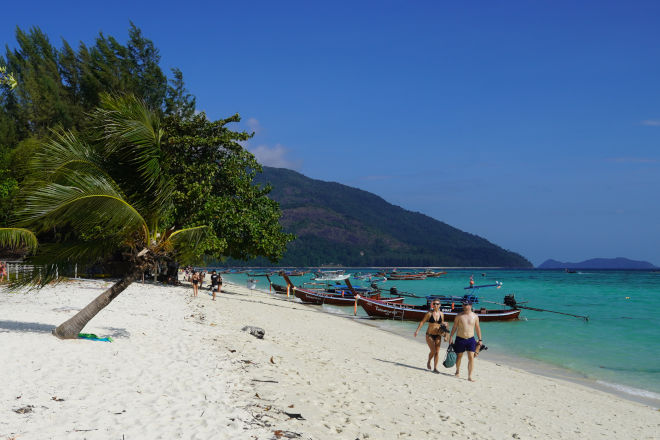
[443,344,456,368]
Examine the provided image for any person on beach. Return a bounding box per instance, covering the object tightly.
[191,271,199,297]
[449,301,483,382]
[414,299,447,373]
[199,271,206,290]
[210,270,220,300]
[0,262,6,282]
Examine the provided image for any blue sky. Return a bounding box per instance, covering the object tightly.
[4,0,660,266]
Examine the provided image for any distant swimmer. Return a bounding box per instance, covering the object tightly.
[449,300,483,382]
[469,274,475,288]
[414,300,448,374]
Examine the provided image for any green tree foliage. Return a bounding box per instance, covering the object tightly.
[0,24,291,272]
[14,95,208,338]
[0,24,201,222]
[0,66,17,89]
[162,113,293,262]
[165,68,196,119]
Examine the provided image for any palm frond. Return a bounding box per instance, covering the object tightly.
[0,228,38,253]
[30,130,101,174]
[93,94,164,183]
[4,263,61,290]
[90,93,173,220]
[18,173,150,245]
[167,225,208,245]
[160,225,209,263]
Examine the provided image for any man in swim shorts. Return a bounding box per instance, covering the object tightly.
[210,270,220,300]
[449,301,483,382]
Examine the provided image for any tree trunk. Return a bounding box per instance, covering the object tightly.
[52,269,141,339]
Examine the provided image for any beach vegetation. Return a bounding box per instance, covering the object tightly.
[0,23,290,262]
[0,227,38,253]
[162,112,293,263]
[0,66,17,90]
[2,86,290,338]
[12,94,209,338]
[0,25,291,339]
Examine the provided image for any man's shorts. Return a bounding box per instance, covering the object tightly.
[454,336,477,353]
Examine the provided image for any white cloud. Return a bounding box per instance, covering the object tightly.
[249,144,302,169]
[641,119,660,126]
[246,117,262,134]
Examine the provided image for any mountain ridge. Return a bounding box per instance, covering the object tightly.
[538,257,657,269]
[234,166,532,267]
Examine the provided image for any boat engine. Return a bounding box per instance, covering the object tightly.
[503,294,517,308]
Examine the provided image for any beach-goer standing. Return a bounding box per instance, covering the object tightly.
[191,271,199,297]
[210,270,220,301]
[199,271,206,291]
[449,301,483,382]
[414,299,447,373]
[0,262,6,282]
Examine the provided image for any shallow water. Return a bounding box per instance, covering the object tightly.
[216,269,660,406]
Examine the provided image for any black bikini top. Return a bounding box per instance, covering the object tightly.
[428,312,443,324]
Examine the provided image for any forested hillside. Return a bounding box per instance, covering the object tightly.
[237,167,532,267]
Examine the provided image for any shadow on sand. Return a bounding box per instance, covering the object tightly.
[0,320,55,334]
[374,357,455,377]
[0,320,130,339]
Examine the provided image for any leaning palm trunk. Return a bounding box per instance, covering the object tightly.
[52,269,142,339]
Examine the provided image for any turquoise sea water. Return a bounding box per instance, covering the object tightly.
[218,269,660,406]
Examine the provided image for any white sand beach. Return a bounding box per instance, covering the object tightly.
[2,278,658,439]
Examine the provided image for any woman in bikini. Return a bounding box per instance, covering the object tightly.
[414,300,447,373]
[191,271,199,297]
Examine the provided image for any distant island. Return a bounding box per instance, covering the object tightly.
[538,257,657,270]
[225,166,533,267]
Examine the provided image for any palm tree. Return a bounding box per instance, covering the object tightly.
[13,94,206,339]
[0,228,38,252]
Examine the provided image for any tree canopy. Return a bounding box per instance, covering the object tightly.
[0,24,291,267]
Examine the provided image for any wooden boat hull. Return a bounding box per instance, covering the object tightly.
[359,297,521,321]
[271,283,289,294]
[294,288,403,306]
[387,274,427,280]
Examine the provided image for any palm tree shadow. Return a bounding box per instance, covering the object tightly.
[0,320,130,339]
[0,320,55,334]
[100,327,130,338]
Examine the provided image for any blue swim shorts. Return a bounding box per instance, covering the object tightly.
[454,336,477,353]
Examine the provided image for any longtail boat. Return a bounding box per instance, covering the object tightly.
[359,295,520,321]
[311,270,350,281]
[422,270,447,278]
[280,273,404,306]
[294,286,404,306]
[387,273,427,280]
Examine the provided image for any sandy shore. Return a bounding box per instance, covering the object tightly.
[2,279,658,439]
